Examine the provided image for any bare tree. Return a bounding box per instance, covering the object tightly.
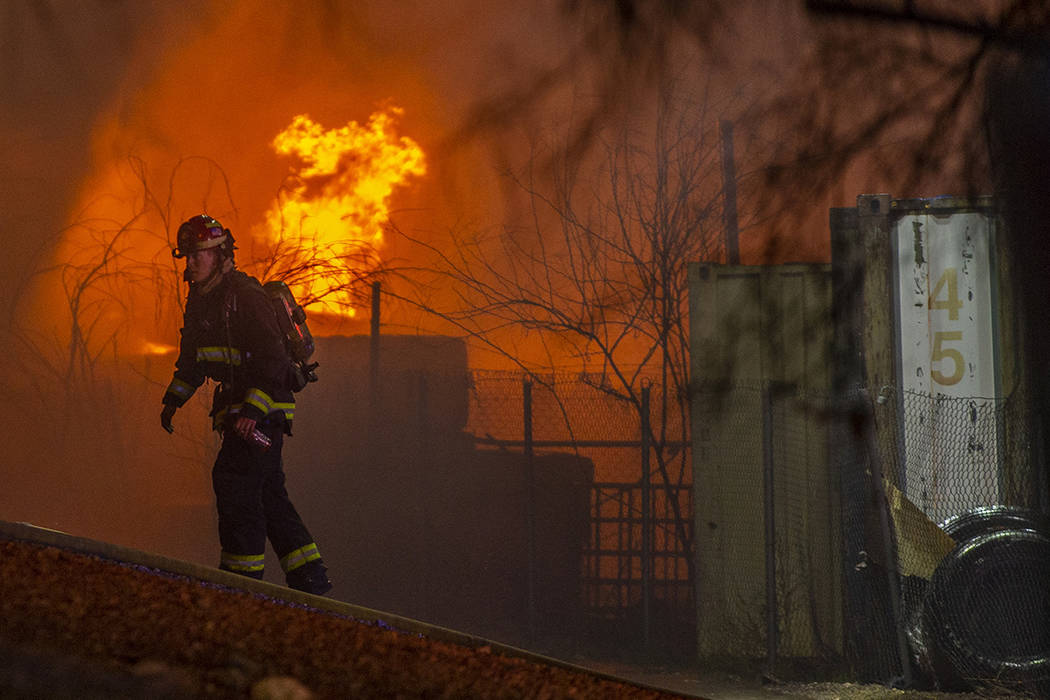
[397,84,734,567]
[779,0,1050,502]
[10,151,399,455]
[12,213,154,419]
[248,217,388,315]
[456,1,731,162]
[466,0,1050,464]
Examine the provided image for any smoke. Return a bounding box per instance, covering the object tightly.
[0,0,506,551]
[0,0,835,563]
[1,0,638,566]
[1,2,169,312]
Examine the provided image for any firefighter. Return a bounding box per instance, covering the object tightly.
[160,214,332,596]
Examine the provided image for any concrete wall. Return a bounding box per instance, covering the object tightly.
[284,335,594,646]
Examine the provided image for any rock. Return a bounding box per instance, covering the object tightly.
[251,675,315,699]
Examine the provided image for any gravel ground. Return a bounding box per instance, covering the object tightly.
[0,539,689,699]
[0,536,1031,700]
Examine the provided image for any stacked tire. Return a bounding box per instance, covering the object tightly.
[922,506,1050,696]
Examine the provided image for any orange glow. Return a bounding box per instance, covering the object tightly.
[142,341,177,356]
[262,108,426,315]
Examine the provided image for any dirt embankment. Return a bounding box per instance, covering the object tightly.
[0,539,688,699]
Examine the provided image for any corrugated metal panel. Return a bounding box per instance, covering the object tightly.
[688,263,840,658]
[689,265,832,389]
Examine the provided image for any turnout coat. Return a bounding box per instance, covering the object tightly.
[162,270,295,433]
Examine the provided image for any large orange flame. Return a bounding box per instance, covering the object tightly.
[36,105,426,363]
[261,108,426,316]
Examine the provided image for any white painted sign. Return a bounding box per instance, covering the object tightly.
[895,209,1000,523]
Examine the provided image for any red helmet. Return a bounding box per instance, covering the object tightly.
[172,214,235,259]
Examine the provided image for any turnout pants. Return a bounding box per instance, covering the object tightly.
[212,418,325,586]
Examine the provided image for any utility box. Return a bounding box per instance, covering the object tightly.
[689,263,841,660]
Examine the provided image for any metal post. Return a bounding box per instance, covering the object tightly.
[762,383,778,675]
[860,390,914,687]
[720,119,740,265]
[640,384,652,653]
[368,281,381,456]
[417,372,431,620]
[523,378,536,641]
[1037,416,1049,516]
[369,282,381,406]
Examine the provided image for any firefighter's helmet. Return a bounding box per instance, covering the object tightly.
[172,214,235,259]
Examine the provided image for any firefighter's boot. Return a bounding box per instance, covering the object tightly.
[287,561,332,596]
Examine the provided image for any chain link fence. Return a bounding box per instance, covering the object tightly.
[874,388,1050,695]
[883,389,1039,525]
[301,347,1047,686]
[693,383,843,671]
[466,370,694,659]
[694,379,1048,693]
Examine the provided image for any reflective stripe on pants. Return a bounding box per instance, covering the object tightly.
[212,420,323,581]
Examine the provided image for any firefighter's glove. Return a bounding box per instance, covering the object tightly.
[161,404,176,434]
[233,415,257,442]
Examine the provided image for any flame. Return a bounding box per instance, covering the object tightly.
[262,108,426,315]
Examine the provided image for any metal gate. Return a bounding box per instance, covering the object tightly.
[468,372,694,658]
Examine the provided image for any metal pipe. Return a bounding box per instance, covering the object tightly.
[860,389,913,687]
[368,281,381,455]
[641,384,652,653]
[762,382,778,675]
[720,119,740,265]
[523,378,536,642]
